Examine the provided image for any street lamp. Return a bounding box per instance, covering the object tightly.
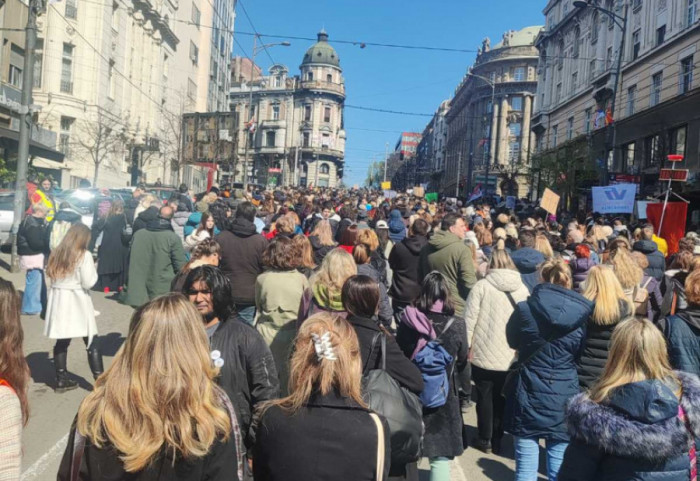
[465,72,496,198]
[242,36,291,191]
[574,0,629,186]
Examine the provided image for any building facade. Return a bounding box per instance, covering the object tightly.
[444,26,541,198]
[532,0,700,218]
[388,132,421,191]
[229,30,346,188]
[415,100,450,191]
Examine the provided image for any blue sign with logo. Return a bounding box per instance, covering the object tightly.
[592,183,636,214]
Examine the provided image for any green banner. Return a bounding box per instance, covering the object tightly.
[425,192,438,203]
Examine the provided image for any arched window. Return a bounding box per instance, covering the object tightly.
[319,163,330,175]
[307,71,314,81]
[326,73,333,83]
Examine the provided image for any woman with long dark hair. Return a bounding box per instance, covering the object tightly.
[44,223,101,392]
[96,199,130,293]
[186,211,216,248]
[0,279,30,479]
[396,272,468,481]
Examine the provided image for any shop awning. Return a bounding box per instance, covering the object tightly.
[0,126,65,162]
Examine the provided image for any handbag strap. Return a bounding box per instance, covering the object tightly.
[70,428,86,481]
[369,413,385,481]
[504,291,518,310]
[679,404,698,481]
[435,317,456,343]
[216,389,245,481]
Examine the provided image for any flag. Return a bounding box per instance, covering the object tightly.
[594,110,605,129]
[425,192,438,203]
[246,117,257,133]
[646,202,688,255]
[605,108,614,126]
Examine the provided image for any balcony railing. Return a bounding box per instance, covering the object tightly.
[60,80,73,94]
[299,80,345,95]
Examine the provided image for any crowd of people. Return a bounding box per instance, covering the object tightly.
[2,181,700,481]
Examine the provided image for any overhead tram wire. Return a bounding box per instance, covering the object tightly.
[236,0,276,65]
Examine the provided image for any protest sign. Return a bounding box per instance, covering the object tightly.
[383,189,397,199]
[425,192,438,203]
[591,183,636,214]
[540,188,560,215]
[413,186,425,198]
[381,181,391,190]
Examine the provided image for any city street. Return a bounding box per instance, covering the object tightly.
[3,251,546,481]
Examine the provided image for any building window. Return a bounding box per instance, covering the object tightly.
[584,108,592,133]
[689,0,697,26]
[632,30,641,60]
[510,96,522,111]
[589,58,597,80]
[59,116,74,155]
[627,85,636,115]
[34,38,43,88]
[509,141,520,161]
[651,72,663,106]
[321,133,330,149]
[557,40,565,70]
[671,126,687,156]
[189,41,199,65]
[623,142,636,171]
[65,0,77,19]
[61,43,74,94]
[266,130,276,147]
[535,134,544,153]
[573,27,581,57]
[304,105,312,121]
[108,59,115,99]
[680,56,693,94]
[572,71,578,89]
[486,99,493,113]
[606,0,615,28]
[509,122,522,137]
[606,46,613,69]
[567,117,574,140]
[552,125,558,147]
[8,65,22,88]
[306,71,313,81]
[187,78,196,100]
[326,73,332,83]
[591,12,599,43]
[191,4,200,28]
[556,82,562,102]
[632,0,642,11]
[513,67,525,81]
[656,25,666,46]
[319,163,330,175]
[272,104,280,120]
[112,2,118,30]
[302,132,310,147]
[323,106,331,123]
[644,135,661,168]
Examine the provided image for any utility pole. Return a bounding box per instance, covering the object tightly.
[242,34,257,193]
[11,0,39,272]
[455,152,461,198]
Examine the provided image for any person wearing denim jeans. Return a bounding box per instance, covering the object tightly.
[18,203,50,315]
[21,268,47,315]
[513,437,567,481]
[429,457,451,481]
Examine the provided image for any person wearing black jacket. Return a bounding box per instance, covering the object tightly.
[18,204,49,315]
[658,269,700,376]
[183,266,280,454]
[342,275,423,481]
[123,184,145,225]
[176,183,194,212]
[215,202,268,324]
[389,219,429,318]
[132,205,159,233]
[633,226,665,281]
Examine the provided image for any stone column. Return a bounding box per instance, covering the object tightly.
[520,95,533,163]
[490,100,499,166]
[497,96,509,164]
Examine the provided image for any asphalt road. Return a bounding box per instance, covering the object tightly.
[3,252,544,481]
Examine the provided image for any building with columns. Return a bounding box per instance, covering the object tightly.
[532,0,700,215]
[415,100,450,190]
[229,30,346,188]
[444,26,541,197]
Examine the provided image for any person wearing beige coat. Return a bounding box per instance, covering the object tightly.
[464,255,530,453]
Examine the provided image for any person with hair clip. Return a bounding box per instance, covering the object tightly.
[255,236,309,392]
[353,244,393,330]
[560,317,700,481]
[576,265,634,390]
[342,275,423,481]
[253,312,390,481]
[396,272,468,481]
[504,258,594,481]
[170,238,221,292]
[463,248,529,454]
[297,248,357,323]
[182,266,279,456]
[57,294,242,481]
[44,223,102,392]
[0,280,31,480]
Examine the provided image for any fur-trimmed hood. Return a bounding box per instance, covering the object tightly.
[567,371,700,461]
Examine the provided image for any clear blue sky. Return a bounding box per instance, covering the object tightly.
[235,0,546,187]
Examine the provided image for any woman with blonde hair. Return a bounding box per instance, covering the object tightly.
[560,317,700,481]
[254,312,390,481]
[535,233,554,259]
[576,265,634,389]
[505,258,594,481]
[357,228,388,287]
[44,223,100,392]
[57,294,242,481]
[291,234,316,278]
[297,248,357,323]
[308,219,337,265]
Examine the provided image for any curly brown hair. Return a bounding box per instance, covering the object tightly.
[262,236,297,270]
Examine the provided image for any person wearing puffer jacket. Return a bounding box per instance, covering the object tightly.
[571,244,596,291]
[633,225,666,281]
[560,317,700,481]
[465,249,529,455]
[388,209,407,243]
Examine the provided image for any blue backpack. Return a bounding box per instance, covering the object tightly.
[413,318,455,408]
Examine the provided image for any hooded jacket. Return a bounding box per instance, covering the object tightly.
[465,269,530,371]
[132,206,159,233]
[659,305,700,377]
[18,215,48,257]
[634,239,666,281]
[388,235,428,304]
[388,209,407,243]
[504,283,594,441]
[419,230,477,316]
[171,211,190,243]
[510,247,546,293]
[571,257,596,291]
[560,372,700,481]
[576,299,633,390]
[216,218,267,306]
[48,207,83,251]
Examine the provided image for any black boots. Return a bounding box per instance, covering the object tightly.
[87,345,104,380]
[54,350,78,393]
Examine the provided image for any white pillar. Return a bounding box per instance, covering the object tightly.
[497,96,509,165]
[520,95,533,163]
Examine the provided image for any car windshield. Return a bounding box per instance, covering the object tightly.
[0,194,14,211]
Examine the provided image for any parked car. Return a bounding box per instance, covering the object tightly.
[0,191,15,245]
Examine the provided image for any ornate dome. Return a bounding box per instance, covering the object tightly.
[301,29,340,68]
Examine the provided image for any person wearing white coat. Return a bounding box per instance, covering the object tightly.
[43,224,101,393]
[464,249,530,454]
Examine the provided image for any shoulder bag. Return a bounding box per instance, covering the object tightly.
[369,413,386,481]
[120,214,133,246]
[362,332,424,467]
